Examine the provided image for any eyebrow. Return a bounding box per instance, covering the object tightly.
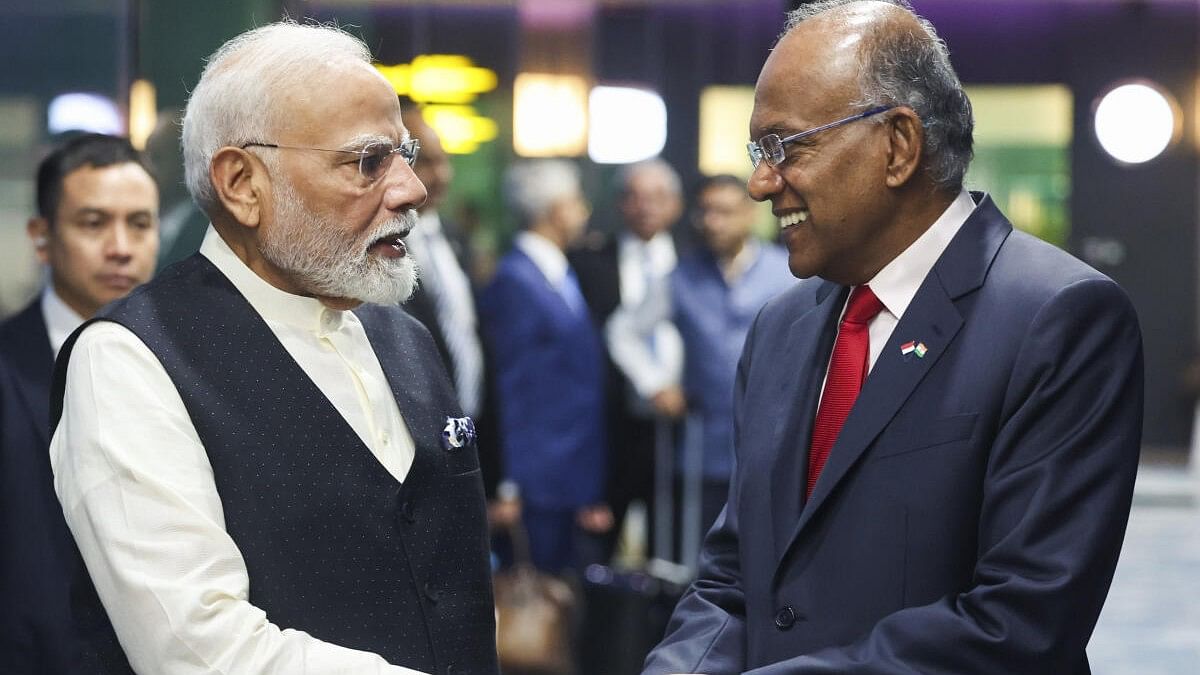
[338,133,408,151]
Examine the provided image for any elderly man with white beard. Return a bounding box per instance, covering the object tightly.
[47,21,498,675]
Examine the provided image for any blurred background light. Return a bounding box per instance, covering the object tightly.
[698,85,755,178]
[513,73,589,157]
[128,79,157,150]
[1094,82,1178,164]
[422,104,499,154]
[47,93,121,136]
[587,85,666,164]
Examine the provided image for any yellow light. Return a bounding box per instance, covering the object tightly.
[128,79,157,150]
[699,85,755,178]
[422,104,499,154]
[967,84,1073,147]
[513,73,589,157]
[375,55,498,104]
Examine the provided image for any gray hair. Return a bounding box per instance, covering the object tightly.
[783,0,974,193]
[616,158,682,198]
[504,159,582,229]
[182,20,372,214]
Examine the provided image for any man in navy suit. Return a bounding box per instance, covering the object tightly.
[643,2,1143,673]
[480,160,612,574]
[0,133,159,671]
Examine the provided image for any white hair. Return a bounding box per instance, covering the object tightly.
[617,158,682,197]
[182,20,372,214]
[504,159,582,229]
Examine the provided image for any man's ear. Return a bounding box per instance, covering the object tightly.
[210,147,268,228]
[26,216,50,265]
[883,107,925,189]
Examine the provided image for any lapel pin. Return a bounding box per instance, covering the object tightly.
[441,416,477,451]
[900,341,928,360]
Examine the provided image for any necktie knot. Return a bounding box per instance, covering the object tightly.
[843,285,883,325]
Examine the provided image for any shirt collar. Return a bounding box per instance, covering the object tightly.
[866,189,976,321]
[199,225,346,336]
[41,284,85,357]
[618,230,676,270]
[515,231,569,286]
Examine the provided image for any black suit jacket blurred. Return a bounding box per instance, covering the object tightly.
[0,299,83,672]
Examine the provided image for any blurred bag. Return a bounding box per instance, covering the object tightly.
[494,521,576,675]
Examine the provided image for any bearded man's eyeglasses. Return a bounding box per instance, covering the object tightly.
[240,138,421,183]
[747,105,894,169]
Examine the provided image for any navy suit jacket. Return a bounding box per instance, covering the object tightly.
[643,195,1143,674]
[0,300,81,672]
[479,248,607,510]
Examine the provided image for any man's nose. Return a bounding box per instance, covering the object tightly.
[382,160,428,213]
[106,224,134,260]
[746,162,783,202]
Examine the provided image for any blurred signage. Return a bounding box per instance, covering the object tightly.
[376,55,499,154]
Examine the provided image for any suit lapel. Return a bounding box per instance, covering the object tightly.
[774,193,1012,574]
[769,282,843,565]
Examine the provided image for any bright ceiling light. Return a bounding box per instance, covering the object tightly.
[513,73,589,157]
[48,93,121,136]
[588,86,667,164]
[1094,82,1178,164]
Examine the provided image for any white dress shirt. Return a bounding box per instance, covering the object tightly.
[50,226,425,675]
[41,283,85,358]
[605,231,684,405]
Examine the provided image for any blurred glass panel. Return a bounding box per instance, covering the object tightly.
[964,84,1072,248]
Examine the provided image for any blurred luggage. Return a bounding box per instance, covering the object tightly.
[494,521,577,675]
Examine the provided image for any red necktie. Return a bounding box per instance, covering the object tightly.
[807,285,884,500]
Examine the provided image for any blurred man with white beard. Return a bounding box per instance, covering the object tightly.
[48,21,497,674]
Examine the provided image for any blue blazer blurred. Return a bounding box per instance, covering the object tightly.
[479,248,606,511]
[643,195,1143,674]
[0,300,81,672]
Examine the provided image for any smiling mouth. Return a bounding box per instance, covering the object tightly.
[778,208,811,230]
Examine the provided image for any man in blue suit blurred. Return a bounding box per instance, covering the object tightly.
[480,160,612,573]
[0,133,159,671]
[643,2,1143,673]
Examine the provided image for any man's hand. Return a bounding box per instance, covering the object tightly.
[487,497,521,530]
[651,386,687,419]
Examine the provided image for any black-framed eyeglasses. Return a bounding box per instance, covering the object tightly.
[747,105,895,169]
[240,138,421,183]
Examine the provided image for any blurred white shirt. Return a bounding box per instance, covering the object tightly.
[50,226,425,675]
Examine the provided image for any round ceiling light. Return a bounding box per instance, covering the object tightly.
[1093,81,1178,165]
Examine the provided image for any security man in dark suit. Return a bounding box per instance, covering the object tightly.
[0,133,159,672]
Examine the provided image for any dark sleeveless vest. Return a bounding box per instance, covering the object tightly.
[50,255,499,674]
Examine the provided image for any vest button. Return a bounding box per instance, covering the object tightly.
[774,605,796,630]
[424,582,442,604]
[400,500,416,523]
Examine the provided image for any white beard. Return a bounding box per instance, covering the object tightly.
[260,177,419,306]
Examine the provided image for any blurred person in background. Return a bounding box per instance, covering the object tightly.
[570,158,686,561]
[49,21,497,674]
[398,99,518,531]
[0,132,159,672]
[480,159,611,574]
[644,1,1142,673]
[670,174,794,536]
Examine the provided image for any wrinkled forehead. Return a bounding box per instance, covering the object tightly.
[275,61,405,147]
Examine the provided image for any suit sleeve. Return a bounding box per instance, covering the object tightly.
[641,309,762,675]
[746,277,1143,674]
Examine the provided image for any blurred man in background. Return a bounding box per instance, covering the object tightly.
[481,159,611,574]
[0,132,159,672]
[670,174,794,537]
[571,158,686,560]
[49,22,497,673]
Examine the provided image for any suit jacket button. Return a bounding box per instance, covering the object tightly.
[775,606,796,630]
